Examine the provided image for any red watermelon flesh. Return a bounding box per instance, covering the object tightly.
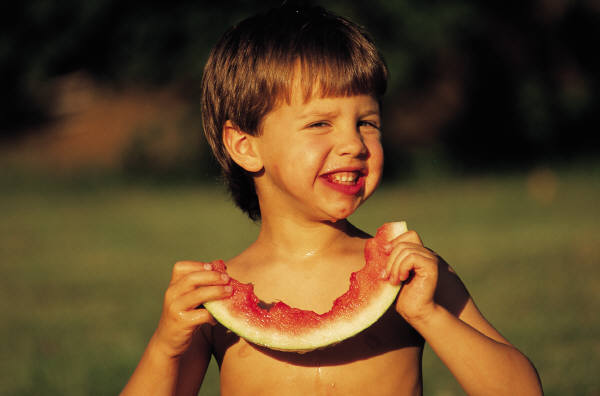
[204,221,407,351]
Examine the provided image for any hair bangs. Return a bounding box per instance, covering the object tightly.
[297,49,387,103]
[258,17,388,110]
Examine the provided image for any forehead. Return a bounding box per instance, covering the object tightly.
[278,66,378,107]
[268,91,380,123]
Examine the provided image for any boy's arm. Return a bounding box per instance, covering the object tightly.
[121,261,231,396]
[176,326,214,394]
[413,262,542,396]
[120,327,211,396]
[385,231,543,396]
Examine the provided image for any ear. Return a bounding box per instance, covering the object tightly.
[222,121,263,172]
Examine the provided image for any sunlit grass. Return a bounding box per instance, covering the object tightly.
[1,162,598,395]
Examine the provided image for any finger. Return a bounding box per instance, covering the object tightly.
[389,230,423,247]
[389,250,436,285]
[390,252,432,285]
[384,242,433,278]
[166,270,230,302]
[394,246,437,264]
[175,285,233,312]
[171,261,213,284]
[179,308,217,326]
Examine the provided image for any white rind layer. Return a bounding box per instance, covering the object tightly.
[204,221,407,352]
[204,282,400,351]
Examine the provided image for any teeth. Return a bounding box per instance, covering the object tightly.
[329,172,359,184]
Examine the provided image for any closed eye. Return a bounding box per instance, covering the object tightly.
[358,120,380,131]
[307,121,331,129]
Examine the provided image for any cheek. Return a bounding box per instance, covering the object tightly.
[289,139,330,172]
[367,138,384,174]
[261,143,327,192]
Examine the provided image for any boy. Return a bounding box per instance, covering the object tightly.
[122,5,542,395]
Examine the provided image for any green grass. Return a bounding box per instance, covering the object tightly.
[1,163,599,395]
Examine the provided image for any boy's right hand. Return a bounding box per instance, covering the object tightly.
[151,261,232,358]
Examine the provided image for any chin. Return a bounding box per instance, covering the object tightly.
[324,204,360,222]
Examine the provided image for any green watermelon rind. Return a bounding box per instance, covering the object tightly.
[204,282,401,352]
[204,221,407,352]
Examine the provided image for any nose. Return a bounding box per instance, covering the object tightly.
[335,126,369,158]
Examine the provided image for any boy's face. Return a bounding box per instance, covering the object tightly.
[252,87,384,222]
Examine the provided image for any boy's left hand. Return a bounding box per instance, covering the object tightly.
[381,230,439,324]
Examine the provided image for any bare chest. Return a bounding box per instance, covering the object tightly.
[211,308,424,395]
[227,255,365,314]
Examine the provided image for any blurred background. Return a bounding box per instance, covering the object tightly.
[1,1,599,395]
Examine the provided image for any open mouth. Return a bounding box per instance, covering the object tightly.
[326,171,361,185]
[320,169,366,194]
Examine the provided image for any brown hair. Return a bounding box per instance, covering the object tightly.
[201,5,388,220]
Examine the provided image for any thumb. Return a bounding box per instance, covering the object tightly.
[189,308,218,326]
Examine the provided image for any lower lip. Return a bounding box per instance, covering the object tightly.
[320,176,366,195]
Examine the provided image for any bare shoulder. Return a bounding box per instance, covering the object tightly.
[433,255,471,317]
[434,254,511,345]
[220,242,264,280]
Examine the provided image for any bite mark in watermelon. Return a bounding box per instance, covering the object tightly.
[203,221,407,352]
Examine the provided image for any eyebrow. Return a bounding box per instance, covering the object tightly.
[297,110,339,120]
[297,107,380,121]
[359,108,381,117]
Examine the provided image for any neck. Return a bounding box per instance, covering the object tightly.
[255,215,362,260]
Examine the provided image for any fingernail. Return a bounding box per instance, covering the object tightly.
[204,263,212,270]
[383,243,392,254]
[224,285,233,293]
[221,273,229,282]
[379,269,388,279]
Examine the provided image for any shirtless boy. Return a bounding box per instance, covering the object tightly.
[122,5,542,395]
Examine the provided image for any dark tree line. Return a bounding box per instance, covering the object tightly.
[2,0,598,173]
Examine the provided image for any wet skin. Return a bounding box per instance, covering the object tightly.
[204,235,429,396]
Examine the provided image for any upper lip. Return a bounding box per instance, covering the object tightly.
[320,166,368,177]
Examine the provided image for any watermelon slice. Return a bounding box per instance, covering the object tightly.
[204,221,407,352]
